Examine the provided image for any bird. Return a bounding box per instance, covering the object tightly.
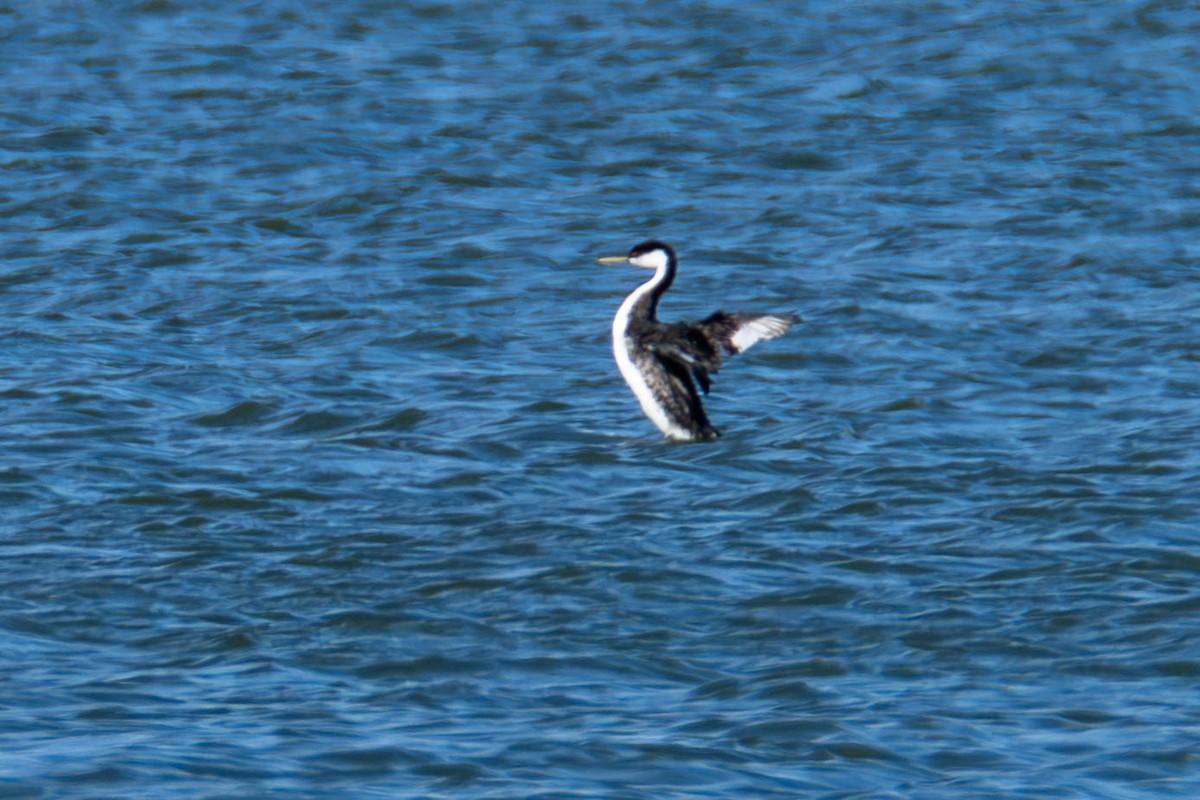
[597,240,798,441]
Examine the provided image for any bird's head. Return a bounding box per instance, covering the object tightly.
[597,240,676,271]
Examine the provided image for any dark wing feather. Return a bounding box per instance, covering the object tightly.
[656,351,716,436]
[636,311,798,395]
[639,322,723,394]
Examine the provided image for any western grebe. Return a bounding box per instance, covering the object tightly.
[597,240,798,441]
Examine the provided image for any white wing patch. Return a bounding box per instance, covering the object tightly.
[729,315,794,354]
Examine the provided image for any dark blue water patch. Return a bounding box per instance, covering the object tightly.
[4,0,1200,798]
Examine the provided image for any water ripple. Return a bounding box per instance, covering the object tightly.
[3,1,1200,798]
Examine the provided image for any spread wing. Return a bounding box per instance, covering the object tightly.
[637,311,798,395]
[697,312,800,355]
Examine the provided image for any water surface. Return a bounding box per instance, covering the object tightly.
[3,1,1200,797]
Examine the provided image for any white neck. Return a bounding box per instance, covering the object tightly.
[610,260,690,440]
[612,260,667,336]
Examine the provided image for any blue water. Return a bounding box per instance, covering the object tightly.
[3,1,1200,797]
